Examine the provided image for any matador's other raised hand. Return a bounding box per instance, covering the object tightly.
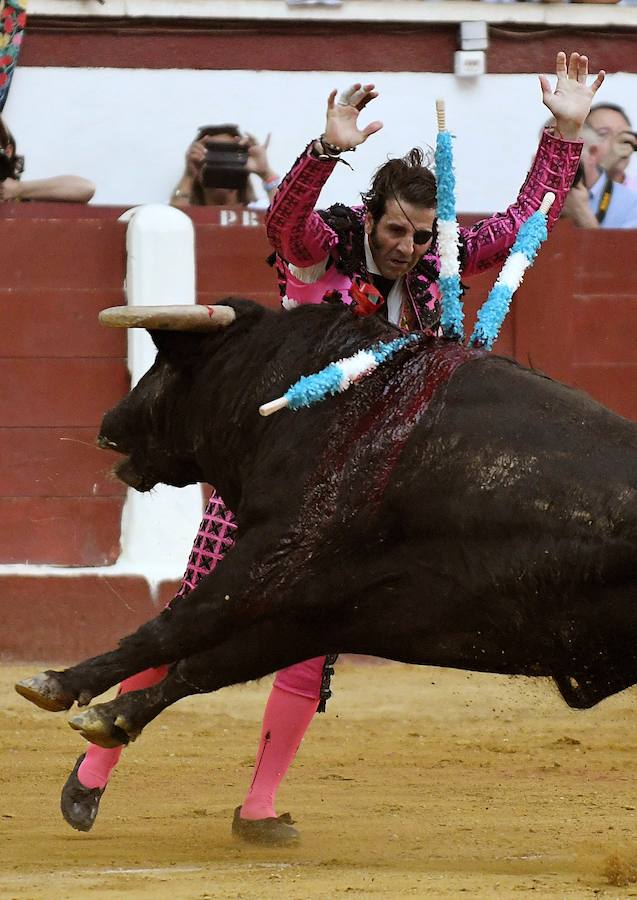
[539,51,605,141]
[321,83,383,151]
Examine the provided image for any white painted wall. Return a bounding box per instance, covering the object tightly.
[26,0,637,27]
[6,67,637,213]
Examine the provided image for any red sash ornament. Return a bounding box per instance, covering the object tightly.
[349,279,385,317]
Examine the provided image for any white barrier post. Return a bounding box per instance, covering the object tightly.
[116,204,204,589]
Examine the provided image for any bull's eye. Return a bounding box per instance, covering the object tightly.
[97,435,120,451]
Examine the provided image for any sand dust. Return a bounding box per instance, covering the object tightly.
[3,660,637,899]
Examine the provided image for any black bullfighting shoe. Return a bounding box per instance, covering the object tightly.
[60,754,105,832]
[231,806,301,846]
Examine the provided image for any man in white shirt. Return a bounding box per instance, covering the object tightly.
[587,103,637,193]
[561,123,637,228]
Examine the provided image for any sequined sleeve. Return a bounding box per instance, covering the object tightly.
[461,129,583,277]
[265,143,340,267]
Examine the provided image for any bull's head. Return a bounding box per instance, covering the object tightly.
[98,303,237,492]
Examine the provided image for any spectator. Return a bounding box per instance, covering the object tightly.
[170,124,279,209]
[0,115,95,203]
[586,102,637,192]
[561,122,637,228]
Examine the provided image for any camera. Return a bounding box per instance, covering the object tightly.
[199,140,249,190]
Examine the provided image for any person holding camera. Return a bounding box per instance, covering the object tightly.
[560,119,637,228]
[0,116,94,204]
[170,124,279,209]
[587,102,637,192]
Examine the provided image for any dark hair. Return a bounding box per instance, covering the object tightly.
[0,115,23,181]
[588,103,632,128]
[361,147,437,221]
[196,123,242,141]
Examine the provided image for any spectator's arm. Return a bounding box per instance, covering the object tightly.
[244,133,280,198]
[0,176,95,203]
[170,172,195,208]
[261,171,280,198]
[561,181,600,229]
[170,140,206,208]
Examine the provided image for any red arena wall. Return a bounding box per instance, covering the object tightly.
[1,204,635,659]
[19,19,637,76]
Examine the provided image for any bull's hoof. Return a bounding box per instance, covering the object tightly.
[60,754,105,832]
[15,671,76,712]
[231,806,301,846]
[68,706,135,749]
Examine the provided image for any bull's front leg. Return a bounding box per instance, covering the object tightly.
[66,664,192,748]
[14,599,195,714]
[15,588,248,712]
[64,609,338,748]
[15,528,305,713]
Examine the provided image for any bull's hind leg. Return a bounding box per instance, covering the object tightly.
[66,614,335,747]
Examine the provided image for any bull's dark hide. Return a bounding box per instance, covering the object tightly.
[17,299,637,745]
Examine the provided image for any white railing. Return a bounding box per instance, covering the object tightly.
[27,0,637,28]
[115,205,204,588]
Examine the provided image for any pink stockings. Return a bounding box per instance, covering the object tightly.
[77,657,326,803]
[76,491,327,819]
[240,657,325,820]
[77,666,168,789]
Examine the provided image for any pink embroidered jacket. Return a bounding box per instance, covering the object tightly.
[265,130,582,331]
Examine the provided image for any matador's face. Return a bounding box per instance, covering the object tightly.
[365,198,435,279]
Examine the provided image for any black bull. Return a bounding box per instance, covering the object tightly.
[16,298,637,748]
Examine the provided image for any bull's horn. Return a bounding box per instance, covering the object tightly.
[98,304,236,331]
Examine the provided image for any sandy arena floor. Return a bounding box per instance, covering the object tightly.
[3,660,637,899]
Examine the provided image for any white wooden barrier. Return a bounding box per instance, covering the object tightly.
[116,204,205,586]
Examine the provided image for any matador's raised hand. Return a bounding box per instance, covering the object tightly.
[539,51,605,141]
[321,83,383,151]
